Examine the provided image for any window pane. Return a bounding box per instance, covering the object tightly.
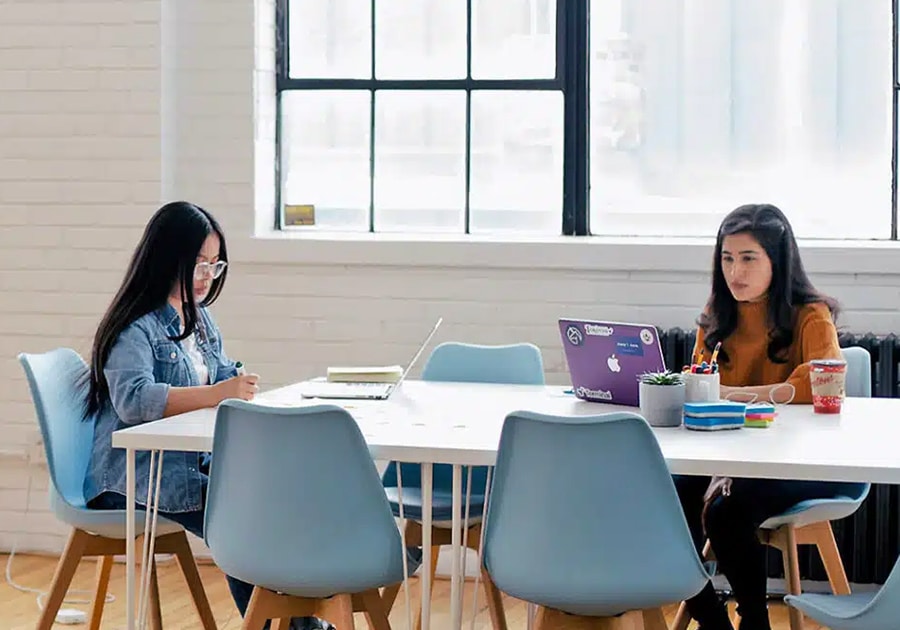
[472,0,556,79]
[375,0,466,79]
[289,0,371,78]
[281,91,371,231]
[470,91,563,233]
[374,91,466,232]
[590,0,892,239]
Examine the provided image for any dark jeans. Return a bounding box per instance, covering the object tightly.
[673,475,844,630]
[89,487,325,630]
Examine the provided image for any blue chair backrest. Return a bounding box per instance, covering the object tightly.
[838,346,873,500]
[205,400,404,596]
[420,342,546,386]
[849,554,900,625]
[841,346,871,398]
[18,349,92,510]
[483,410,709,616]
[383,342,545,495]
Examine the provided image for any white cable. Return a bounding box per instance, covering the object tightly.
[4,444,115,612]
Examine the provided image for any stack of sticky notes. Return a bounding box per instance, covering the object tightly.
[744,402,776,428]
[683,401,747,431]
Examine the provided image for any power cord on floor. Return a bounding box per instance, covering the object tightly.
[4,443,115,623]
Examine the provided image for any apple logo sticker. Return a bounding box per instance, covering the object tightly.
[607,354,621,372]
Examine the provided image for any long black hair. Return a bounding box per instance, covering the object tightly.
[85,202,228,416]
[698,203,838,364]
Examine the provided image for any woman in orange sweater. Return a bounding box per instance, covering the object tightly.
[676,204,845,630]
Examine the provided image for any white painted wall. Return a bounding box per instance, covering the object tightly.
[2,0,900,565]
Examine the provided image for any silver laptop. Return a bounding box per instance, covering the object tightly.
[299,318,443,400]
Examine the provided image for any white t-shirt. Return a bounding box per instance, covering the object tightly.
[181,331,210,385]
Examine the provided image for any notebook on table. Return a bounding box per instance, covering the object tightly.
[299,318,442,400]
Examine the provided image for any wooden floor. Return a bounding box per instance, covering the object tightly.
[0,554,826,629]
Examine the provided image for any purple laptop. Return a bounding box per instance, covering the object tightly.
[559,319,667,407]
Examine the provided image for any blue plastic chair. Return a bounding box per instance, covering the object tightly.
[674,346,873,630]
[380,342,545,630]
[785,556,900,630]
[18,348,216,630]
[483,410,709,625]
[204,400,404,628]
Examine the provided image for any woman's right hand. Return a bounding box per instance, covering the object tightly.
[214,373,260,402]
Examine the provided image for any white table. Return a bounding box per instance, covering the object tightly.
[113,380,900,630]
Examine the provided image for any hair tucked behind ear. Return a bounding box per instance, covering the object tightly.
[698,204,838,364]
[84,202,228,418]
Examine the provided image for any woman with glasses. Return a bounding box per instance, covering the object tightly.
[81,202,328,630]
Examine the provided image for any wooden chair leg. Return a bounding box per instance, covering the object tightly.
[811,522,852,595]
[642,608,667,630]
[242,587,271,630]
[466,523,509,630]
[164,531,218,629]
[481,568,508,630]
[318,594,356,630]
[380,581,402,615]
[87,555,114,630]
[533,606,645,630]
[359,589,392,630]
[38,529,90,630]
[148,558,164,630]
[778,525,804,630]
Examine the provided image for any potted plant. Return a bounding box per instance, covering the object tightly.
[639,371,685,427]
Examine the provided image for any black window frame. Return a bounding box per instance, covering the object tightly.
[276,0,899,240]
[275,0,589,235]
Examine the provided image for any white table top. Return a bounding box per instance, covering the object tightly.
[112,380,900,484]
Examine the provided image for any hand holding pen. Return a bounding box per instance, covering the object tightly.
[214,360,258,401]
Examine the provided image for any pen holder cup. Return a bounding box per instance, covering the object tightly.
[684,372,720,403]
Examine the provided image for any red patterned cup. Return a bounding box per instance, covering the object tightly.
[810,359,847,414]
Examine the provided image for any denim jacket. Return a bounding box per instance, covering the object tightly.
[84,303,238,513]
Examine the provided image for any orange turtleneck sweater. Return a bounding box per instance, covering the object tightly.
[693,300,841,404]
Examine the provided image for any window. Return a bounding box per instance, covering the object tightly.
[277,0,898,239]
[278,0,569,235]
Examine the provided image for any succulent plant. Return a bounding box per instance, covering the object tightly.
[639,370,684,385]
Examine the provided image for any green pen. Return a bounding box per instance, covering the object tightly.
[235,361,247,376]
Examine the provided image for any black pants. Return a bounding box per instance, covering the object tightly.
[674,475,846,630]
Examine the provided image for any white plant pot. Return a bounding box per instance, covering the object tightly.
[639,382,685,428]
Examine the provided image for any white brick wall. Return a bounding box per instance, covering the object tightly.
[2,0,900,562]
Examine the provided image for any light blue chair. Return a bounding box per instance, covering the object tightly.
[18,348,216,630]
[204,400,404,628]
[482,410,709,626]
[674,346,873,630]
[380,342,545,630]
[785,557,900,630]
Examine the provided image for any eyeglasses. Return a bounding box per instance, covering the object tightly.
[194,261,227,280]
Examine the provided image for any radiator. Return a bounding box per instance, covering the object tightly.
[658,327,900,585]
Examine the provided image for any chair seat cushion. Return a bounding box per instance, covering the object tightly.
[760,496,864,530]
[59,500,184,539]
[384,487,485,522]
[785,591,877,622]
